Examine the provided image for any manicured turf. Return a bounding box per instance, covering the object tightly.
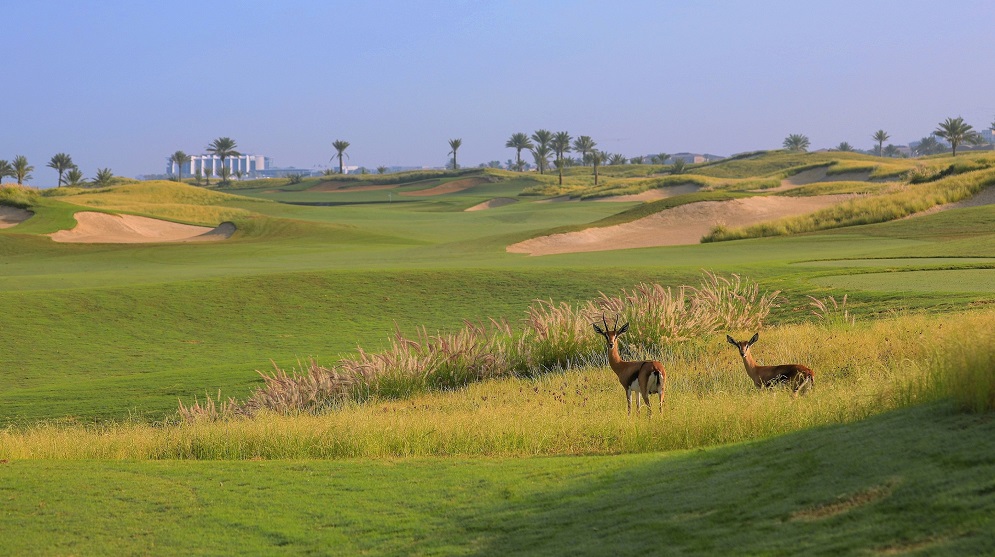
[1,403,992,555]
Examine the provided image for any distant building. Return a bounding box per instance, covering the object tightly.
[166,154,271,177]
[981,128,994,145]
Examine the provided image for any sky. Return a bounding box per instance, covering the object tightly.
[5,0,995,185]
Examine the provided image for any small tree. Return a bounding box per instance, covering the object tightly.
[376,165,388,175]
[572,136,596,166]
[505,133,534,172]
[448,138,462,170]
[835,141,854,152]
[204,167,213,187]
[651,153,670,165]
[332,140,350,174]
[783,134,810,152]
[170,150,191,182]
[630,155,645,164]
[206,137,240,185]
[590,150,605,185]
[47,153,74,187]
[608,153,627,165]
[64,167,84,186]
[671,159,687,174]
[872,130,890,156]
[935,117,982,156]
[12,155,33,185]
[0,160,13,184]
[92,168,114,187]
[531,144,551,175]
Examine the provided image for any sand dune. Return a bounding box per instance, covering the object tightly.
[49,212,234,244]
[507,194,857,256]
[0,206,32,228]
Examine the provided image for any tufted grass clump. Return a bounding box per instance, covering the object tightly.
[177,272,781,420]
[932,331,995,414]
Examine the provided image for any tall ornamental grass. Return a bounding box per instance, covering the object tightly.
[178,272,779,420]
[7,310,992,460]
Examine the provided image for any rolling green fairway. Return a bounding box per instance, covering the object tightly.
[2,154,995,554]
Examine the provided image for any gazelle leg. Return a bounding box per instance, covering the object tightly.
[626,389,632,414]
[642,391,651,416]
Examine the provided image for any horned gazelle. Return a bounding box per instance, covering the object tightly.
[726,333,814,396]
[593,315,667,415]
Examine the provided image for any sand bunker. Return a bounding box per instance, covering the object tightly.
[769,167,873,192]
[0,206,32,228]
[508,194,856,256]
[596,183,702,202]
[401,177,489,197]
[49,212,235,244]
[309,181,396,192]
[465,198,518,211]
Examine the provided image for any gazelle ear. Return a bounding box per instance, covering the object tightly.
[618,322,629,334]
[749,332,759,345]
[592,323,605,335]
[726,335,737,345]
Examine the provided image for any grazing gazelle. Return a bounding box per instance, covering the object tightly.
[726,333,814,396]
[593,315,667,415]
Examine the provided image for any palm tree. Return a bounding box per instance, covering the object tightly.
[505,133,533,172]
[47,153,74,187]
[882,144,900,158]
[531,129,553,151]
[589,150,606,185]
[376,165,388,174]
[872,130,890,156]
[913,136,944,157]
[92,168,114,187]
[934,117,981,157]
[552,132,572,185]
[203,167,213,187]
[332,140,350,174]
[782,134,810,152]
[630,156,645,164]
[531,144,551,175]
[12,155,33,185]
[64,167,84,186]
[0,160,13,184]
[448,138,462,170]
[206,137,240,185]
[671,159,687,175]
[650,153,670,165]
[835,142,854,152]
[608,153,627,165]
[170,150,191,182]
[572,136,596,165]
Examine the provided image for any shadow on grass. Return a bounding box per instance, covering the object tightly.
[469,403,995,556]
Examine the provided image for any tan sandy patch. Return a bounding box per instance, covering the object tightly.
[0,206,32,228]
[465,198,518,211]
[49,212,234,243]
[767,167,872,192]
[401,177,488,197]
[507,194,857,256]
[595,183,702,202]
[309,181,396,192]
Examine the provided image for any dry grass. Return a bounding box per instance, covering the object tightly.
[176,273,780,419]
[4,309,988,460]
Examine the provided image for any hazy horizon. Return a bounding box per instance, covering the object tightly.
[5,0,995,185]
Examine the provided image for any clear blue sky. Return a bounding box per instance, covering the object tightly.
[5,0,995,185]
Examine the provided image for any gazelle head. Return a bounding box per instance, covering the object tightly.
[593,314,629,350]
[726,332,760,357]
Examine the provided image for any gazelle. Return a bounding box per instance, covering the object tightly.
[593,315,666,415]
[726,333,814,396]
